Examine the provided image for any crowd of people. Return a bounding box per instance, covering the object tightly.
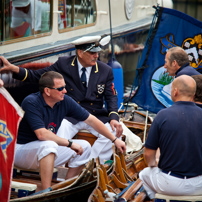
[1,39,202,198]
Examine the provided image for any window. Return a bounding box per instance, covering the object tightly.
[58,0,96,30]
[0,0,52,43]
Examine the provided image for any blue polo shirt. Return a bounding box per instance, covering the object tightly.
[175,63,200,77]
[145,101,202,177]
[17,92,89,144]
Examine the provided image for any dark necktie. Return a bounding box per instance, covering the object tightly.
[81,67,87,88]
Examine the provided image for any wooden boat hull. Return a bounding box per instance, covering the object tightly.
[11,180,96,202]
[10,165,95,202]
[10,150,113,202]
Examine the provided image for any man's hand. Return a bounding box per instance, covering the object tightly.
[0,56,19,73]
[110,119,123,138]
[0,79,4,87]
[114,138,126,154]
[70,142,83,155]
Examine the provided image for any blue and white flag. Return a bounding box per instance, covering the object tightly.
[132,6,202,113]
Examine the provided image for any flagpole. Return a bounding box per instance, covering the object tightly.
[108,0,115,60]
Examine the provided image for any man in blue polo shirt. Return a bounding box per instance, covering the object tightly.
[14,71,126,190]
[139,75,202,199]
[164,46,200,77]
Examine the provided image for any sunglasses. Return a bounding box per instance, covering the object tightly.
[48,85,66,91]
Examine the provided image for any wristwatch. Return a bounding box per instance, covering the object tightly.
[67,139,73,148]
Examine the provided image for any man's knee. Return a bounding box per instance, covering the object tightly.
[39,140,58,149]
[82,140,91,149]
[80,140,91,156]
[139,167,149,181]
[139,169,144,181]
[38,141,58,161]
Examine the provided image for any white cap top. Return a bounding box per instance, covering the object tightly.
[71,36,101,45]
[71,36,102,52]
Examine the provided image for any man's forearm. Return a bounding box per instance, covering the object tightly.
[34,128,70,146]
[10,64,20,73]
[144,147,157,167]
[85,114,115,141]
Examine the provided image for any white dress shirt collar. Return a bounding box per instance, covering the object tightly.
[77,58,92,87]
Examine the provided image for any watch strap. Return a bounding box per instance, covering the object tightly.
[67,139,73,148]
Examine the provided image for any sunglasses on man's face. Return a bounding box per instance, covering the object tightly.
[48,85,66,91]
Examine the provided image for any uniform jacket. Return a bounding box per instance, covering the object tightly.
[14,55,119,124]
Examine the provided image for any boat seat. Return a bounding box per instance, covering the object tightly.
[13,166,58,180]
[74,129,97,146]
[11,181,37,198]
[155,193,202,202]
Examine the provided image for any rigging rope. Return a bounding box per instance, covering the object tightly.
[123,5,161,116]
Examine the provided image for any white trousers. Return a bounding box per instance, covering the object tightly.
[139,167,202,199]
[57,119,116,164]
[14,139,91,170]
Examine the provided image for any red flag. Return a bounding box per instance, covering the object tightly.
[0,87,24,202]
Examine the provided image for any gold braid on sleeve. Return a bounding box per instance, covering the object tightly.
[22,69,28,81]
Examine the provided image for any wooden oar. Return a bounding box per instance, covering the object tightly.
[119,151,127,172]
[94,188,105,202]
[51,176,77,190]
[114,178,143,202]
[97,159,117,200]
[114,153,127,183]
[131,190,147,202]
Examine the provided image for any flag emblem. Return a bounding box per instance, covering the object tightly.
[0,121,13,161]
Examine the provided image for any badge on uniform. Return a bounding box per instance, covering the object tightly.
[111,82,117,95]
[97,84,105,94]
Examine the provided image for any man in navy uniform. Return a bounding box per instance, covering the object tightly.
[0,35,123,164]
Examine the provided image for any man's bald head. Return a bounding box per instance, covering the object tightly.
[171,75,196,102]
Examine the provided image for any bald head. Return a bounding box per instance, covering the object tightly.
[171,75,196,102]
